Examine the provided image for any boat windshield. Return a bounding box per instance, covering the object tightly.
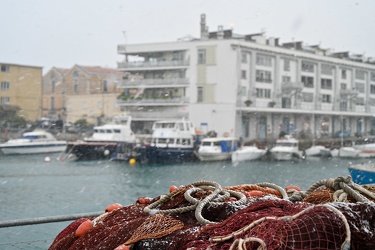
[277,142,298,147]
[155,123,175,129]
[21,135,41,140]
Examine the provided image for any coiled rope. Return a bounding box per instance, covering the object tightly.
[144,180,247,225]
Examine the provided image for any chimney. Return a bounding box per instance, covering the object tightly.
[217,25,224,39]
[200,14,209,40]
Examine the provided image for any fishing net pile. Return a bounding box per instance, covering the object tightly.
[49,176,375,250]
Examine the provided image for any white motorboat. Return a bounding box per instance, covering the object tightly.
[353,137,375,158]
[197,137,238,161]
[0,130,67,155]
[231,145,267,162]
[338,146,360,158]
[66,116,137,160]
[270,135,303,161]
[305,145,326,157]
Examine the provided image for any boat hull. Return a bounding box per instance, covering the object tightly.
[141,146,198,164]
[0,143,67,155]
[65,141,119,160]
[231,147,266,162]
[198,152,232,162]
[348,164,375,184]
[270,151,300,161]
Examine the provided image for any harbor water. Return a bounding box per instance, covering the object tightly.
[0,153,370,249]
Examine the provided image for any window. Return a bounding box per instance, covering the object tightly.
[73,71,79,77]
[241,52,247,63]
[302,92,313,102]
[283,59,290,71]
[1,81,10,90]
[282,98,291,108]
[341,83,347,90]
[341,69,347,79]
[241,70,246,79]
[256,70,272,83]
[0,97,10,104]
[340,101,347,111]
[51,81,55,93]
[355,70,365,80]
[321,78,332,89]
[1,64,9,72]
[74,79,78,93]
[301,61,314,72]
[282,76,291,83]
[240,86,246,96]
[103,80,108,92]
[197,86,203,102]
[356,82,365,93]
[371,72,375,82]
[256,88,271,98]
[371,85,375,94]
[301,76,314,88]
[50,96,55,109]
[198,49,206,64]
[356,97,365,105]
[321,64,333,75]
[322,94,331,103]
[256,54,272,66]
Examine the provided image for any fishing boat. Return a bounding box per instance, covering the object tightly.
[65,116,136,160]
[348,163,375,184]
[270,135,303,161]
[231,145,267,162]
[197,137,238,162]
[140,119,198,163]
[0,130,66,155]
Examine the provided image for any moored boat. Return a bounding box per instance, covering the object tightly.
[270,135,303,161]
[65,116,136,160]
[197,137,238,161]
[353,137,375,158]
[338,146,360,158]
[231,145,267,162]
[348,163,375,184]
[0,130,67,155]
[140,119,198,164]
[305,145,326,157]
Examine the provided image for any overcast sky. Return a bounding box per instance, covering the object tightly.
[3,0,375,73]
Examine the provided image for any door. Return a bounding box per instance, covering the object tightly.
[259,116,267,139]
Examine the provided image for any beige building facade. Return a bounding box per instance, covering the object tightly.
[0,63,43,121]
[43,65,125,125]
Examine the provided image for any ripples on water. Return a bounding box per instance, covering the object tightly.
[0,153,369,249]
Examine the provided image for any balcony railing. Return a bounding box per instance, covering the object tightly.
[117,60,189,69]
[117,97,190,105]
[118,78,189,87]
[129,111,189,119]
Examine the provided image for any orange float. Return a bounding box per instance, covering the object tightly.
[75,219,93,237]
[105,203,123,212]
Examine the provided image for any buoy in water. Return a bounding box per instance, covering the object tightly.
[129,158,136,165]
[44,156,51,162]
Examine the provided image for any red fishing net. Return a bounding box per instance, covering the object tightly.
[49,180,375,250]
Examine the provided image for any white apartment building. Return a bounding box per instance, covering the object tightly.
[116,14,375,141]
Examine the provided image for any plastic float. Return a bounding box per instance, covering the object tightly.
[49,176,375,250]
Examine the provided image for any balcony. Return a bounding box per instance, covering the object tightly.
[117,97,190,106]
[117,60,189,70]
[118,78,189,88]
[128,111,189,119]
[281,82,303,93]
[340,89,359,97]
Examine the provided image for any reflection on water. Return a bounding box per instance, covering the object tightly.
[0,153,366,248]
